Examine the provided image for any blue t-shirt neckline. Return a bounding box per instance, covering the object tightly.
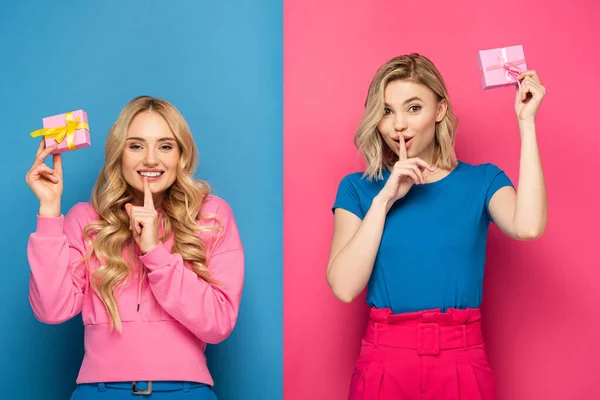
[382,161,464,189]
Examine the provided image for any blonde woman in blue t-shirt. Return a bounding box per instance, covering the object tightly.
[327,54,547,400]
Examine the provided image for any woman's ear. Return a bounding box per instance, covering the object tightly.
[436,99,448,122]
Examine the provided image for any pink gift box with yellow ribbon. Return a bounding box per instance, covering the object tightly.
[478,45,527,90]
[30,109,91,155]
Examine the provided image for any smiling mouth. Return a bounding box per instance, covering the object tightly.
[138,171,164,178]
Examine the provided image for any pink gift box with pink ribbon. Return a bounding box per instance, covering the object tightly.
[478,45,527,90]
[30,109,91,155]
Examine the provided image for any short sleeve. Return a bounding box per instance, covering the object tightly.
[484,164,514,221]
[332,175,364,219]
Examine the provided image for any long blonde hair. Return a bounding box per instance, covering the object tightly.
[83,96,218,331]
[355,53,458,180]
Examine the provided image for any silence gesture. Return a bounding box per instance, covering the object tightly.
[125,177,159,254]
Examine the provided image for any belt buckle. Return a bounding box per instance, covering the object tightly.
[416,322,440,355]
[132,381,152,395]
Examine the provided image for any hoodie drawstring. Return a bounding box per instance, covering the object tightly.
[137,271,143,312]
[134,246,145,312]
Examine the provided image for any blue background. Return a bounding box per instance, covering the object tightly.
[0,1,282,399]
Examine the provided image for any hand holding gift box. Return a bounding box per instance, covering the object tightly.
[30,110,91,154]
[478,45,527,91]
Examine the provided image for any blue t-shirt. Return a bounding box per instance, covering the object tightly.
[332,161,513,313]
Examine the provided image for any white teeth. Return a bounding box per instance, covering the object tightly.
[139,171,162,177]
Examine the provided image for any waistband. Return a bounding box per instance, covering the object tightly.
[364,307,484,355]
[77,321,212,385]
[80,381,209,394]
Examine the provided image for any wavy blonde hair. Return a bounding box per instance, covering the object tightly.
[355,53,458,180]
[82,96,219,331]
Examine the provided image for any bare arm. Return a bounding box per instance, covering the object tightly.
[326,197,388,303]
[489,70,547,240]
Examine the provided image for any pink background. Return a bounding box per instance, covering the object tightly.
[284,1,600,399]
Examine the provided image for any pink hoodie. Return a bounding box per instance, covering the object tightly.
[27,195,244,385]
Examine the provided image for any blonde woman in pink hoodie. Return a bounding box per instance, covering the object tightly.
[25,96,244,399]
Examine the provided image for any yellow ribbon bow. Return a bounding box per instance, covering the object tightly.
[30,111,89,150]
